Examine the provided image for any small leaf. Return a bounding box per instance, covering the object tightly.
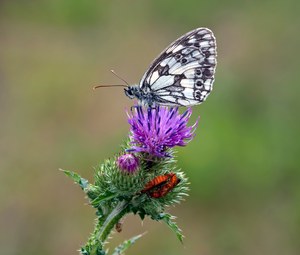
[90,193,118,207]
[159,213,184,243]
[60,169,89,190]
[111,233,145,255]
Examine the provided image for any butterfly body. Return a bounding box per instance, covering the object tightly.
[124,27,217,107]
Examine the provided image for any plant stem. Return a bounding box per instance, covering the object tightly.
[86,200,129,255]
[97,200,129,244]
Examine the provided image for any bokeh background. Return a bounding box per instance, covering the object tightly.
[1,1,300,254]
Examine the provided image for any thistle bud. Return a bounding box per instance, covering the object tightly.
[117,153,139,173]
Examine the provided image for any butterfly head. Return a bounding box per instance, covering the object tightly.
[124,85,140,100]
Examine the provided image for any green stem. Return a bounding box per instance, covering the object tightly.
[86,200,129,255]
[98,200,129,244]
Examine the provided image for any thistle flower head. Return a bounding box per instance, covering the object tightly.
[127,106,199,157]
[117,153,139,173]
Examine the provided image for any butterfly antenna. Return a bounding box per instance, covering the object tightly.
[93,69,130,90]
[93,84,127,90]
[110,69,129,86]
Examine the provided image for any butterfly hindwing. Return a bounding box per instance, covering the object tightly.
[139,28,217,106]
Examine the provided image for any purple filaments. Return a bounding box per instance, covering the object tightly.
[127,106,199,157]
[117,153,139,173]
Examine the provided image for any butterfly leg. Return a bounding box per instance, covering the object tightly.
[130,105,139,111]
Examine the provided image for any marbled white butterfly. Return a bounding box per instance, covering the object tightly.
[95,28,217,107]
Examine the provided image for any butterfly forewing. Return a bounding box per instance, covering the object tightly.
[139,28,217,106]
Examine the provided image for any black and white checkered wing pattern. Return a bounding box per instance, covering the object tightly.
[140,28,217,106]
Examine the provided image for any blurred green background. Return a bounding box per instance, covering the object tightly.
[0,1,299,254]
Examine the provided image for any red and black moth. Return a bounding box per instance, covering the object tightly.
[142,173,174,192]
[150,174,181,198]
[142,173,181,198]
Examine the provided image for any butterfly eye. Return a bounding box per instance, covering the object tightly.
[126,88,132,95]
[124,87,135,99]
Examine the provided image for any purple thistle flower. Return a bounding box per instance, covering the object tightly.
[127,106,199,157]
[117,153,139,173]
